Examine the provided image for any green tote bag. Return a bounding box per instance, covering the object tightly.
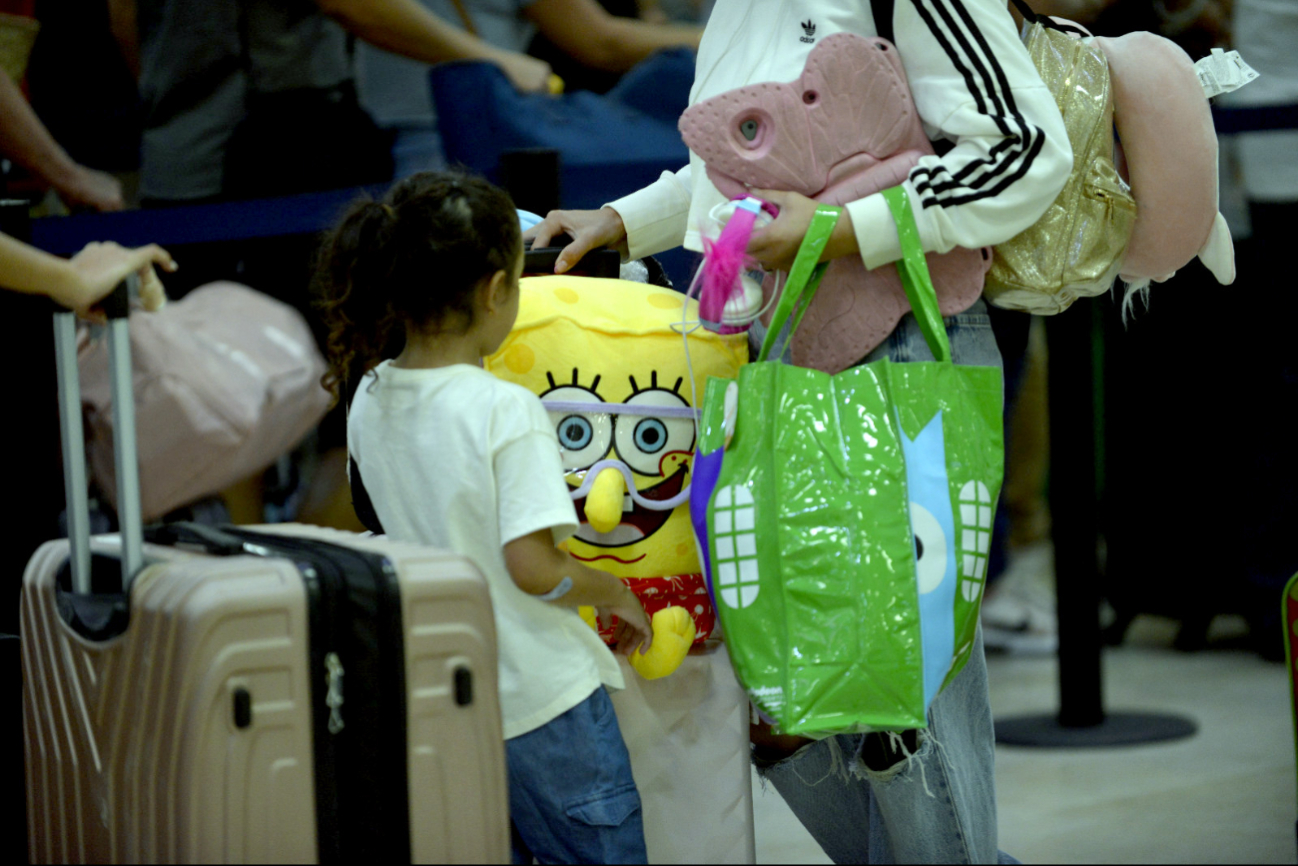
[689,189,1004,736]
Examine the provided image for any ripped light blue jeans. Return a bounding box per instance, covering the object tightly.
[751,299,1015,865]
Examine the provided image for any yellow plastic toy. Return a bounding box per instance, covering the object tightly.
[486,275,747,678]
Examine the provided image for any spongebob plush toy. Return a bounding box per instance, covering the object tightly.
[486,275,747,678]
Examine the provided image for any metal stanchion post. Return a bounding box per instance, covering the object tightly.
[994,298,1197,747]
[993,102,1298,747]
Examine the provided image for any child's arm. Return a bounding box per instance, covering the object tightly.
[504,529,653,656]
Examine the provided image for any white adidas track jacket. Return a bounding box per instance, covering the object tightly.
[607,0,1073,271]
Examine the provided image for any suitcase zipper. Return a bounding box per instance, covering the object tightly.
[289,559,347,861]
[324,651,345,734]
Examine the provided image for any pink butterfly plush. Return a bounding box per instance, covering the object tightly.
[678,33,992,373]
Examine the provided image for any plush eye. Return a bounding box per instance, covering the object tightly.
[558,416,594,451]
[739,119,759,141]
[633,418,669,454]
[541,385,612,471]
[910,502,949,595]
[615,388,696,476]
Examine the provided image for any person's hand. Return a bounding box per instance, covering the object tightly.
[60,242,177,321]
[54,165,125,213]
[602,585,653,657]
[496,50,554,93]
[524,206,628,273]
[745,187,858,273]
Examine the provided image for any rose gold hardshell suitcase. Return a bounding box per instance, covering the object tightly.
[22,287,509,863]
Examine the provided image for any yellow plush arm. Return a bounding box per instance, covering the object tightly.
[576,604,696,679]
[629,606,696,680]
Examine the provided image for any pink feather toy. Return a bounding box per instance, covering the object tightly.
[698,197,773,334]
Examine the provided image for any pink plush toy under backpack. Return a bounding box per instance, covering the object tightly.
[1014,0,1249,297]
[1095,29,1239,291]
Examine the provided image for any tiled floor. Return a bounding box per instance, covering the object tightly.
[750,609,1295,864]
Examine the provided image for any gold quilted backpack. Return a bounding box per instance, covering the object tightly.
[983,7,1136,314]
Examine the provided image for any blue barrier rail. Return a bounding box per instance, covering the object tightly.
[30,184,389,256]
[1209,102,1298,134]
[26,104,1298,257]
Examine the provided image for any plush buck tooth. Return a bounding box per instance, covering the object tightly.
[623,494,634,512]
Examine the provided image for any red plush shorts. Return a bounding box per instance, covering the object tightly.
[598,573,715,646]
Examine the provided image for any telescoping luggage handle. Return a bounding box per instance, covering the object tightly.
[54,276,144,595]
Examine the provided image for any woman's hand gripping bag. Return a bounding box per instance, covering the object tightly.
[691,195,1003,736]
[484,276,748,678]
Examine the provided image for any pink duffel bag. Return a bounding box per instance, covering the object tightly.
[78,281,331,521]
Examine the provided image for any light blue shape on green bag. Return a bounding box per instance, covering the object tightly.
[898,408,958,710]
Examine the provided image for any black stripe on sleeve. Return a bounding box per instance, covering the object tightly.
[902,0,1046,209]
[909,0,1031,188]
[909,0,1036,197]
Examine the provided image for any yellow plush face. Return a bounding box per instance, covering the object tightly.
[485,275,747,578]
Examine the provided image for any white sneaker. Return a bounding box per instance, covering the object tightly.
[981,541,1058,655]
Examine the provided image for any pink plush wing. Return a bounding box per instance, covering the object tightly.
[802,35,927,189]
[779,156,992,373]
[679,34,929,197]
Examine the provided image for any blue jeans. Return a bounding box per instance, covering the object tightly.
[753,301,1015,864]
[506,687,647,865]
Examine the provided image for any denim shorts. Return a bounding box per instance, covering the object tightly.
[505,687,647,865]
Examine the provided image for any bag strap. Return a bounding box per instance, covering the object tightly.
[1007,0,1038,22]
[870,0,896,45]
[345,374,387,535]
[1007,0,1092,36]
[881,186,952,363]
[756,205,841,362]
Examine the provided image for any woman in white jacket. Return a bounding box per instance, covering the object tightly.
[529,1,1071,861]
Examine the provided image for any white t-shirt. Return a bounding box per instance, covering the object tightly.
[606,0,1071,271]
[348,361,623,739]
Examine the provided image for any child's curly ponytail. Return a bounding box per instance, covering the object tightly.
[314,171,520,404]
